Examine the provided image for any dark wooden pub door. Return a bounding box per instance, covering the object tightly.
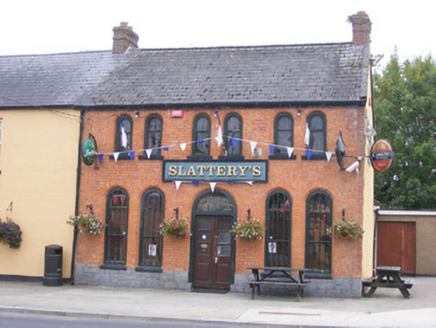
[193,216,233,290]
[377,222,416,275]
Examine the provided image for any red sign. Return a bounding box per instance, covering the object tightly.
[370,139,394,173]
[170,110,184,118]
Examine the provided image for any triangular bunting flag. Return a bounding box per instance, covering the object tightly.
[245,181,253,185]
[306,150,313,160]
[228,181,235,185]
[129,151,135,160]
[193,181,199,187]
[269,145,276,155]
[250,141,257,153]
[326,151,333,162]
[174,181,182,190]
[198,139,204,144]
[210,182,216,193]
[232,138,239,149]
[98,154,103,163]
[146,149,153,158]
[180,143,187,151]
[113,152,119,162]
[287,147,294,158]
[162,146,169,151]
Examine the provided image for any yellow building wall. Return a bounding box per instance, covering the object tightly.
[361,67,376,279]
[0,109,80,278]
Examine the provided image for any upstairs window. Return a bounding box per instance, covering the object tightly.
[223,113,243,158]
[305,112,326,159]
[115,115,133,152]
[0,119,2,153]
[191,114,211,158]
[144,115,163,159]
[271,113,295,159]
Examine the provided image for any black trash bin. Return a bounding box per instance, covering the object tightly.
[43,245,63,286]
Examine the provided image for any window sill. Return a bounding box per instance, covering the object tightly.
[268,154,297,160]
[135,266,163,273]
[138,154,164,160]
[100,264,127,271]
[301,153,327,161]
[109,154,132,161]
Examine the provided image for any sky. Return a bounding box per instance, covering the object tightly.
[1,0,435,70]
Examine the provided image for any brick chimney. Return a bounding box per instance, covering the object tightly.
[348,11,371,46]
[112,22,139,54]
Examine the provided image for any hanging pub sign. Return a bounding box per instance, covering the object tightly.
[163,160,268,182]
[82,135,97,166]
[370,139,394,173]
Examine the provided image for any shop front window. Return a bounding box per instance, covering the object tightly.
[305,191,332,273]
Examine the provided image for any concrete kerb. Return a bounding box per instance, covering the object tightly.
[0,306,295,328]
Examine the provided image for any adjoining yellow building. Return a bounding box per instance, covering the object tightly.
[0,51,121,280]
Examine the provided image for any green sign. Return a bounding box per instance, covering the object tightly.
[163,160,268,182]
[82,138,97,166]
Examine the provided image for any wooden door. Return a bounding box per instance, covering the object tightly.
[193,216,233,290]
[377,222,416,274]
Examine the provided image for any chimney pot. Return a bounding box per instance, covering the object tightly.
[112,22,139,54]
[348,11,371,46]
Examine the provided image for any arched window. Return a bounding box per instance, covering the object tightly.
[223,113,243,157]
[265,190,292,267]
[272,113,294,158]
[305,191,332,273]
[192,114,211,157]
[139,189,165,269]
[306,112,326,159]
[115,115,133,152]
[144,115,163,159]
[104,188,129,265]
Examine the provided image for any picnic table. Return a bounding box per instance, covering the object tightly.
[362,266,413,298]
[247,266,309,300]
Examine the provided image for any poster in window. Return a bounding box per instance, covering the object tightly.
[148,244,157,257]
[268,242,277,254]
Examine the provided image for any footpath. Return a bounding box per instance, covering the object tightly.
[0,277,436,327]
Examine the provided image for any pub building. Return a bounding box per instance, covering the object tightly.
[75,12,375,298]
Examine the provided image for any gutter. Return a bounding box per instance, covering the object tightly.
[69,108,85,284]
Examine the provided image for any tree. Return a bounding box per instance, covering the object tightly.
[373,55,436,209]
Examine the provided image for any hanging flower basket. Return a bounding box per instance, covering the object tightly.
[67,210,104,234]
[230,218,264,242]
[156,217,189,238]
[328,218,364,240]
[0,217,22,249]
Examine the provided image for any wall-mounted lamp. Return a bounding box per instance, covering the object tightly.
[297,108,301,117]
[135,111,140,118]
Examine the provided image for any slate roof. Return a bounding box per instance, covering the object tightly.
[0,42,370,108]
[0,51,124,107]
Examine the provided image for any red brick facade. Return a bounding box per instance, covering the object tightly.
[76,105,365,279]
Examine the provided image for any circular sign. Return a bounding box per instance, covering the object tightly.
[82,137,97,166]
[370,139,394,173]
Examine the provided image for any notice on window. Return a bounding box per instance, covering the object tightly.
[268,242,277,254]
[148,244,157,257]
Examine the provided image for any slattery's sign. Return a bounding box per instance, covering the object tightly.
[370,139,394,173]
[163,160,268,182]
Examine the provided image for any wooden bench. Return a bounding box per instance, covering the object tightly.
[362,267,413,298]
[248,280,307,300]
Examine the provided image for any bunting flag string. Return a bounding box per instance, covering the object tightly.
[89,131,366,165]
[170,180,255,191]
